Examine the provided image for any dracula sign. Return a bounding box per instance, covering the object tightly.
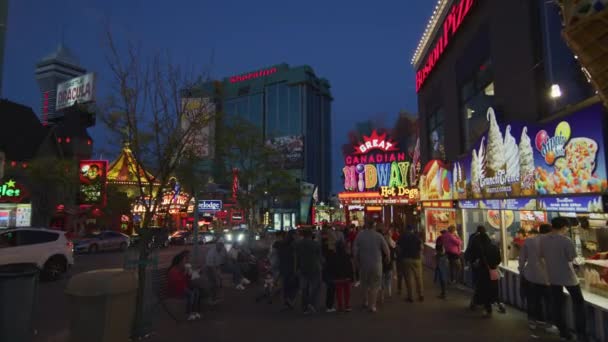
[56,73,96,110]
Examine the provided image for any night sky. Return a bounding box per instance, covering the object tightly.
[4,0,431,194]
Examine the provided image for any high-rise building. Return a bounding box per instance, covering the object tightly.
[193,63,333,227]
[35,44,85,125]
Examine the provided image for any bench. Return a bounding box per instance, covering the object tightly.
[150,268,188,323]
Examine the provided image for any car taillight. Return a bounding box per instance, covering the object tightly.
[67,240,74,250]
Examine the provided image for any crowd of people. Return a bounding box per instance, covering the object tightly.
[165,216,589,341]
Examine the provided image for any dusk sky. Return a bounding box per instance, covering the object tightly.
[4,0,431,194]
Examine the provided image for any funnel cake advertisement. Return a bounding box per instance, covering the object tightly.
[453,104,607,199]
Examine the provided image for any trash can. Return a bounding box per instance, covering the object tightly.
[0,263,39,342]
[65,269,137,342]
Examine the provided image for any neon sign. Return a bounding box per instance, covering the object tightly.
[229,67,278,83]
[343,130,416,194]
[0,179,24,202]
[354,130,398,154]
[415,0,476,93]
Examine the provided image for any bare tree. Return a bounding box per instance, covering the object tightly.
[99,31,214,337]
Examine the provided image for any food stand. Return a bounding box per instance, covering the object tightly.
[451,103,608,340]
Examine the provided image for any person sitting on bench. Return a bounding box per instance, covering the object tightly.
[168,250,201,320]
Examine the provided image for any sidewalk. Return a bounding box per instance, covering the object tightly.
[145,269,561,342]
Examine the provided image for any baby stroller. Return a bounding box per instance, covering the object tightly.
[255,257,279,304]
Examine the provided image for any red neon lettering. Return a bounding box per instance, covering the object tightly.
[230,67,278,83]
[415,0,476,92]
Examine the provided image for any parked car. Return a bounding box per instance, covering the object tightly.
[73,231,131,253]
[169,230,216,245]
[0,228,74,281]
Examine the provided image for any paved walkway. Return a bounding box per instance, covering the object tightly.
[147,270,562,342]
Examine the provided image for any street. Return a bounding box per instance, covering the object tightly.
[33,244,563,342]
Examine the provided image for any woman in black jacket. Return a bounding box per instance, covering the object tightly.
[278,230,298,310]
[334,240,354,312]
[471,232,501,316]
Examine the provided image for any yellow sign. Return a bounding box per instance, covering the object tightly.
[379,186,419,199]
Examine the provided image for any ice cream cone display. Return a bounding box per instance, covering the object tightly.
[519,127,536,196]
[504,125,521,196]
[454,104,606,200]
[556,1,608,107]
[485,108,506,179]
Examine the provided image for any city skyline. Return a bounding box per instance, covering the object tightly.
[2,0,430,194]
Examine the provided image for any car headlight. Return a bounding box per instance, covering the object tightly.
[226,234,233,241]
[237,234,244,242]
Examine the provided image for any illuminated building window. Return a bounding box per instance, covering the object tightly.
[460,59,495,151]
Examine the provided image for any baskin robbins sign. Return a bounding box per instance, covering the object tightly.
[342,130,419,200]
[452,104,608,199]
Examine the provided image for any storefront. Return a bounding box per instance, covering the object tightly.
[0,178,32,229]
[338,130,420,227]
[449,103,608,339]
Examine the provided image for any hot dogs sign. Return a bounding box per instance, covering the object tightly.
[343,130,420,200]
[448,104,608,199]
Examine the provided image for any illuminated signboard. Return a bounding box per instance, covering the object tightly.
[78,160,107,206]
[415,0,476,93]
[56,73,96,110]
[0,179,26,203]
[229,67,278,83]
[343,130,418,200]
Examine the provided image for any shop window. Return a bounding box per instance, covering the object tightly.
[460,60,495,152]
[427,107,445,160]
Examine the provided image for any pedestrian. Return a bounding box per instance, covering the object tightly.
[347,225,361,287]
[434,230,449,299]
[321,228,338,312]
[205,241,227,303]
[464,225,486,310]
[168,250,201,320]
[296,229,323,314]
[397,225,424,302]
[334,240,354,313]
[354,221,390,313]
[379,223,396,304]
[226,244,251,290]
[468,232,501,317]
[540,217,587,341]
[518,224,559,337]
[278,230,298,310]
[443,225,463,284]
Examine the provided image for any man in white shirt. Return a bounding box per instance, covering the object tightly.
[519,224,557,336]
[205,241,227,301]
[540,217,587,342]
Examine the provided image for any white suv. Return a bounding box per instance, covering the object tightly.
[0,228,74,281]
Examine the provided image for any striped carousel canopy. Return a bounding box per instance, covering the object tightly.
[107,143,158,186]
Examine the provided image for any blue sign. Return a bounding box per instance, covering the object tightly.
[538,196,604,213]
[479,200,501,210]
[501,198,537,210]
[458,200,480,209]
[198,200,222,212]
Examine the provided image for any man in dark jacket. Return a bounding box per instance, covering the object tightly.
[278,230,298,310]
[397,226,424,302]
[296,229,322,314]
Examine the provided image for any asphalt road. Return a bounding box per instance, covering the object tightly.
[32,242,564,342]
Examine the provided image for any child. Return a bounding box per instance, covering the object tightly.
[334,240,354,312]
[255,258,276,304]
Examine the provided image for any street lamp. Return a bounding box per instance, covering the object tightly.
[550,84,562,98]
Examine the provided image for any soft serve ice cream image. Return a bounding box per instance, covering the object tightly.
[504,125,521,195]
[485,108,506,179]
[519,126,536,195]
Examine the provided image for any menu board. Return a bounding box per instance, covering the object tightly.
[501,198,537,210]
[538,195,604,213]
